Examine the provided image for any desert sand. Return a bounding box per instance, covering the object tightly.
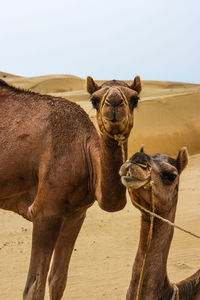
[0,72,199,299]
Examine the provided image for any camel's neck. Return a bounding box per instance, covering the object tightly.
[91,135,127,212]
[126,206,177,300]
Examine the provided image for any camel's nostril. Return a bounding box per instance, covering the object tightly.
[137,163,148,169]
[105,100,112,106]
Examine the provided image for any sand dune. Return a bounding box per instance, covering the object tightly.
[2,72,200,98]
[1,72,200,156]
[0,71,22,79]
[0,72,199,299]
[2,74,85,93]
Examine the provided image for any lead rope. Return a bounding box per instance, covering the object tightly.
[98,87,129,163]
[171,283,179,300]
[129,194,200,239]
[132,180,155,300]
[120,141,127,164]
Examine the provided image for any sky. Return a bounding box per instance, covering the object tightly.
[1,0,200,83]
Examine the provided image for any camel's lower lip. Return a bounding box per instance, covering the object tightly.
[121,176,149,189]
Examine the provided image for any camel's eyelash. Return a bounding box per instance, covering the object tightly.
[130,96,139,108]
[90,97,100,109]
[162,172,177,183]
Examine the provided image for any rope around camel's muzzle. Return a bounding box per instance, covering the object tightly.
[98,87,130,163]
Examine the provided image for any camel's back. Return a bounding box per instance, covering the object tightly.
[0,79,97,176]
[0,79,95,144]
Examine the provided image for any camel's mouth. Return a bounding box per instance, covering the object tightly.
[102,116,128,127]
[103,116,125,124]
[121,175,150,189]
[102,115,129,133]
[101,104,128,124]
[119,159,152,190]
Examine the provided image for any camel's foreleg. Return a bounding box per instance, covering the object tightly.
[23,215,62,300]
[48,208,86,300]
[23,196,63,300]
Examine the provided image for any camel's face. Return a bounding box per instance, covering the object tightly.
[87,77,141,138]
[120,148,188,213]
[120,151,152,189]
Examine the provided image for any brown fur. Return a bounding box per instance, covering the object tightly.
[0,76,141,300]
[120,148,200,300]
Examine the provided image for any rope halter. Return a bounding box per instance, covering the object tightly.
[98,87,130,162]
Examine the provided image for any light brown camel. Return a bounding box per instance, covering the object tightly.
[120,148,200,300]
[0,75,141,300]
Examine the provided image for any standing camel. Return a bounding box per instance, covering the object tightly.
[120,148,200,299]
[0,75,141,300]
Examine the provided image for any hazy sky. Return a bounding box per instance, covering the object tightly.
[1,0,200,83]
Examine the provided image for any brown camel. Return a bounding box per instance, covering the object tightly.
[120,148,200,300]
[0,75,141,300]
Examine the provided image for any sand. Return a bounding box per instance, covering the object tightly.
[1,72,200,156]
[0,72,200,299]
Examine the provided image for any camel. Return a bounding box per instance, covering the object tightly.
[120,148,200,300]
[0,75,141,300]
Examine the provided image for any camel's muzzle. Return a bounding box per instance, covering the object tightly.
[119,160,151,189]
[101,92,128,123]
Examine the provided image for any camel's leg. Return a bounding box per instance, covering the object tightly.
[23,187,63,300]
[48,208,86,300]
[23,215,62,300]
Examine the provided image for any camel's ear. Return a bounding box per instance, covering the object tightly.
[129,76,142,94]
[86,76,100,94]
[176,147,188,174]
[140,145,144,153]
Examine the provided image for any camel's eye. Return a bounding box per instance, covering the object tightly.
[162,172,177,183]
[119,99,124,106]
[130,96,139,109]
[91,96,100,109]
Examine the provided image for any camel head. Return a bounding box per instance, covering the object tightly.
[87,76,141,141]
[119,147,188,214]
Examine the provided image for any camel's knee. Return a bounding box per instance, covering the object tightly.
[49,273,66,300]
[48,268,67,285]
[24,216,62,300]
[23,277,36,300]
[23,274,44,300]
